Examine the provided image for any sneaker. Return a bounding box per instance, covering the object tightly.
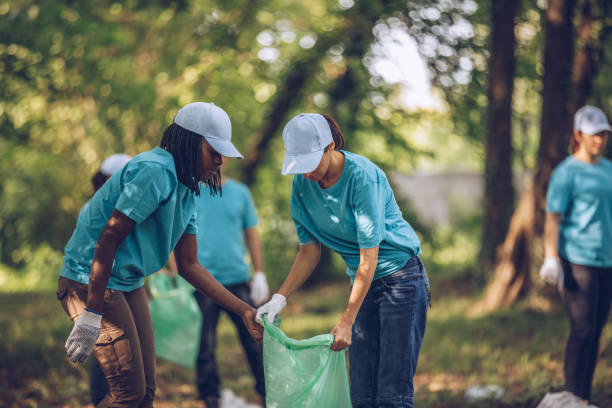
[537,391,588,408]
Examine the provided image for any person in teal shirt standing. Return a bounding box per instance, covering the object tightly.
[539,105,612,407]
[256,113,429,408]
[57,102,262,407]
[192,159,269,408]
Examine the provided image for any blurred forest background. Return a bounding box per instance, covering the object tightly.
[1,0,612,407]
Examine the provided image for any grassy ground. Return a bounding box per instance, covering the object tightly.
[1,277,611,408]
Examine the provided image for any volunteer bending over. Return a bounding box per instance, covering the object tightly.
[57,102,262,408]
[256,113,430,408]
[540,105,612,405]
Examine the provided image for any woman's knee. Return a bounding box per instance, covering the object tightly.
[571,319,596,340]
[108,379,146,407]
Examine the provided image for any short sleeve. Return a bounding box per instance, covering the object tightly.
[115,162,174,223]
[185,210,198,235]
[290,178,317,245]
[242,186,259,230]
[546,165,573,214]
[351,172,386,249]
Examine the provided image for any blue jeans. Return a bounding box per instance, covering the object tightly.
[349,256,430,408]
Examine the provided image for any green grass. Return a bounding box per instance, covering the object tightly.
[1,283,611,408]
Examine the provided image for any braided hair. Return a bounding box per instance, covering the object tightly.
[160,123,222,196]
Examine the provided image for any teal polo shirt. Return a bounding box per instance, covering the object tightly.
[60,147,198,291]
[290,151,420,281]
[195,179,258,286]
[547,156,612,267]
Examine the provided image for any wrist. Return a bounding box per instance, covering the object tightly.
[272,293,286,302]
[340,311,356,326]
[544,256,561,265]
[80,308,103,327]
[239,303,255,317]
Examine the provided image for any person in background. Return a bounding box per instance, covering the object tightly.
[57,102,262,407]
[86,153,132,406]
[539,105,612,407]
[256,113,429,408]
[191,157,269,408]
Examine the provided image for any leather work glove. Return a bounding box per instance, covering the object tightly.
[65,308,102,363]
[250,271,270,306]
[539,257,563,287]
[255,293,286,325]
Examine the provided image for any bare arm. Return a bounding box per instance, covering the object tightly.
[544,212,562,258]
[174,233,263,342]
[331,246,378,351]
[87,210,135,312]
[277,243,321,298]
[244,227,263,272]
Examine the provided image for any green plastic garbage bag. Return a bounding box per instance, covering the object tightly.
[262,318,351,407]
[148,272,202,368]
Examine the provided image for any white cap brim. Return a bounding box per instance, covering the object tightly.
[281,149,324,175]
[584,123,612,135]
[206,137,243,159]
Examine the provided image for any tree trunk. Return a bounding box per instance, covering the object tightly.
[480,0,519,276]
[477,0,575,311]
[569,0,596,115]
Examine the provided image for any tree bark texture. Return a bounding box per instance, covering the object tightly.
[479,0,575,311]
[480,0,519,276]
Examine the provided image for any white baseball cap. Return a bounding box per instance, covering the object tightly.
[574,105,612,135]
[174,102,243,159]
[100,153,132,176]
[281,113,333,175]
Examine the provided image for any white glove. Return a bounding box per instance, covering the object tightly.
[250,271,270,306]
[255,293,286,325]
[539,257,563,286]
[65,308,102,363]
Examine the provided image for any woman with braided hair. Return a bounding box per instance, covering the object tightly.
[57,102,262,407]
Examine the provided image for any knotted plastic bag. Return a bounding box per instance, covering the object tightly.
[148,272,202,368]
[262,318,351,407]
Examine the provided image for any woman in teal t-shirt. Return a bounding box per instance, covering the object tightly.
[256,113,429,408]
[539,105,612,405]
[57,102,262,407]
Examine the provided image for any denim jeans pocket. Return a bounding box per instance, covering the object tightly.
[385,280,417,306]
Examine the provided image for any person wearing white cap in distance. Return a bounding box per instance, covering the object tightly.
[256,113,430,408]
[186,157,268,408]
[538,105,612,407]
[56,102,261,407]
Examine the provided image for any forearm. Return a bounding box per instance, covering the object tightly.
[278,244,320,298]
[544,213,562,258]
[340,251,377,325]
[245,228,264,272]
[87,212,134,312]
[179,262,252,316]
[87,243,116,313]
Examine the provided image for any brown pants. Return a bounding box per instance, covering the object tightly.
[57,277,156,407]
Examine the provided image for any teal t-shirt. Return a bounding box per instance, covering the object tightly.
[195,179,259,286]
[60,147,198,291]
[290,151,420,281]
[546,156,612,267]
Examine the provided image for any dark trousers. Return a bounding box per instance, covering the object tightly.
[194,282,265,402]
[90,358,109,406]
[560,259,612,400]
